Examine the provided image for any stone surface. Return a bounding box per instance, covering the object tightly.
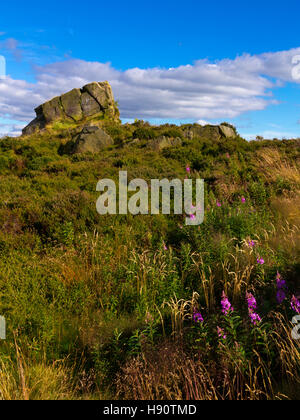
[183,124,236,140]
[60,88,83,121]
[40,96,64,123]
[22,81,119,135]
[70,125,114,154]
[219,124,236,138]
[80,92,102,117]
[149,136,182,151]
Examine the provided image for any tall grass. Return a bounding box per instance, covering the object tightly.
[0,129,299,399]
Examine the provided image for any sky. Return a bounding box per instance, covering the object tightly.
[0,0,300,139]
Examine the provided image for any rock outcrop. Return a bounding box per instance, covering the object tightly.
[68,125,114,154]
[149,136,182,151]
[22,81,119,135]
[184,124,236,140]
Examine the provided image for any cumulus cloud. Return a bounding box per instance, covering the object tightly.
[1,46,300,136]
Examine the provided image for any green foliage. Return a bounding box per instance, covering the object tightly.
[0,124,299,399]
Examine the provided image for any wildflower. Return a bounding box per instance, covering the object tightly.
[163,243,168,251]
[221,291,233,316]
[216,201,222,207]
[246,292,261,325]
[248,310,262,325]
[241,196,246,203]
[291,295,300,314]
[248,240,256,248]
[257,257,265,265]
[193,311,204,323]
[145,311,154,324]
[226,153,230,159]
[276,272,287,304]
[190,214,196,221]
[217,326,226,340]
[186,166,191,173]
[276,289,286,304]
[276,272,287,290]
[246,292,257,311]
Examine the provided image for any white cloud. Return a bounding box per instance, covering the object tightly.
[0,122,24,137]
[243,130,300,140]
[1,47,300,136]
[197,119,212,126]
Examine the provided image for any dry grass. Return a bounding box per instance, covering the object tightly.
[115,339,288,400]
[256,148,300,188]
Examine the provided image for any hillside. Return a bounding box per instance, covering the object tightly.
[0,87,299,399]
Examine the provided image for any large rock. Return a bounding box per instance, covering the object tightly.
[149,136,182,151]
[70,125,114,154]
[80,92,102,117]
[219,124,236,138]
[183,124,236,140]
[60,88,83,121]
[22,81,119,135]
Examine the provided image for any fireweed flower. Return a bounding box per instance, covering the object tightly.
[257,257,265,265]
[217,326,226,340]
[241,196,246,203]
[248,240,256,248]
[246,292,257,311]
[193,311,204,323]
[276,289,286,304]
[291,295,300,314]
[248,310,262,325]
[276,272,287,304]
[145,311,154,324]
[246,292,261,325]
[216,201,222,207]
[186,166,191,173]
[221,291,233,316]
[276,272,287,290]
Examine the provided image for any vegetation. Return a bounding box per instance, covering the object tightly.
[0,121,299,400]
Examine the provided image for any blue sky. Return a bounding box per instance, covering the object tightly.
[1,0,300,138]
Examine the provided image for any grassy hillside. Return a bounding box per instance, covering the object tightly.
[0,121,299,399]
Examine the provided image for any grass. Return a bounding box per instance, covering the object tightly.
[0,121,299,399]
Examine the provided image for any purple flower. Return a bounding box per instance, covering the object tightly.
[193,312,204,323]
[241,196,246,203]
[221,291,233,316]
[248,310,262,325]
[186,166,191,173]
[276,272,287,304]
[291,295,300,314]
[246,292,257,311]
[217,326,227,340]
[216,201,222,207]
[246,292,261,324]
[276,272,287,290]
[257,257,265,265]
[248,240,256,248]
[276,289,286,304]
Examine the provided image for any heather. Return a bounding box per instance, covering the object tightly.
[0,122,299,400]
